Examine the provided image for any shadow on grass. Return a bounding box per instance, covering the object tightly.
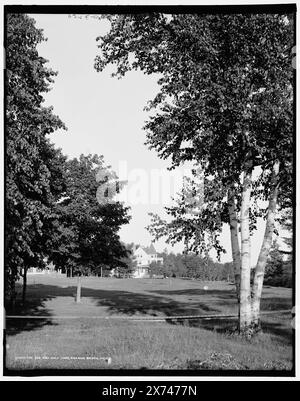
[5,283,221,335]
[260,297,292,311]
[5,286,57,336]
[167,315,293,346]
[260,319,293,345]
[148,288,237,300]
[6,283,293,346]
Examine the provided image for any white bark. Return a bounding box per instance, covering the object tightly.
[252,161,280,328]
[239,167,253,332]
[228,189,241,301]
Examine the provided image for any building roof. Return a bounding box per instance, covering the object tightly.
[137,243,157,255]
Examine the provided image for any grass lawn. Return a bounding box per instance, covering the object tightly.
[5,275,294,372]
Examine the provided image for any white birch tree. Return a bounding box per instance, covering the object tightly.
[94,12,294,334]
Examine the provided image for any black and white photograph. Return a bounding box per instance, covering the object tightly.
[2,2,297,380]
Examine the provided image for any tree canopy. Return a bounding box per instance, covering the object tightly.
[95,13,293,251]
[6,13,66,302]
[48,154,131,277]
[95,13,294,332]
[95,14,293,177]
[5,14,133,307]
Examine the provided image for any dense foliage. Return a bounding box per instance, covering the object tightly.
[5,14,133,306]
[48,154,131,278]
[149,252,234,281]
[95,13,294,332]
[6,13,66,303]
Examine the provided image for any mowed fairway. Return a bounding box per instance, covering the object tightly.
[5,275,293,371]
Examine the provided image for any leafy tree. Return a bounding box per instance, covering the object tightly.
[183,253,215,280]
[148,260,164,277]
[263,208,292,287]
[264,241,292,287]
[222,262,235,282]
[172,254,188,277]
[277,207,293,258]
[49,154,131,302]
[149,251,230,280]
[117,243,138,277]
[5,13,66,306]
[95,13,294,333]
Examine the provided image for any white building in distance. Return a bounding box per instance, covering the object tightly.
[133,244,163,278]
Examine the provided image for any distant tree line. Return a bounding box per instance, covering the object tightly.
[149,252,235,282]
[148,245,292,288]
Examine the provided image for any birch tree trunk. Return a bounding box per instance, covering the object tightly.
[239,167,253,333]
[252,161,280,329]
[228,189,241,301]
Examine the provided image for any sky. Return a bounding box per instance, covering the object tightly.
[32,14,188,253]
[30,13,288,264]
